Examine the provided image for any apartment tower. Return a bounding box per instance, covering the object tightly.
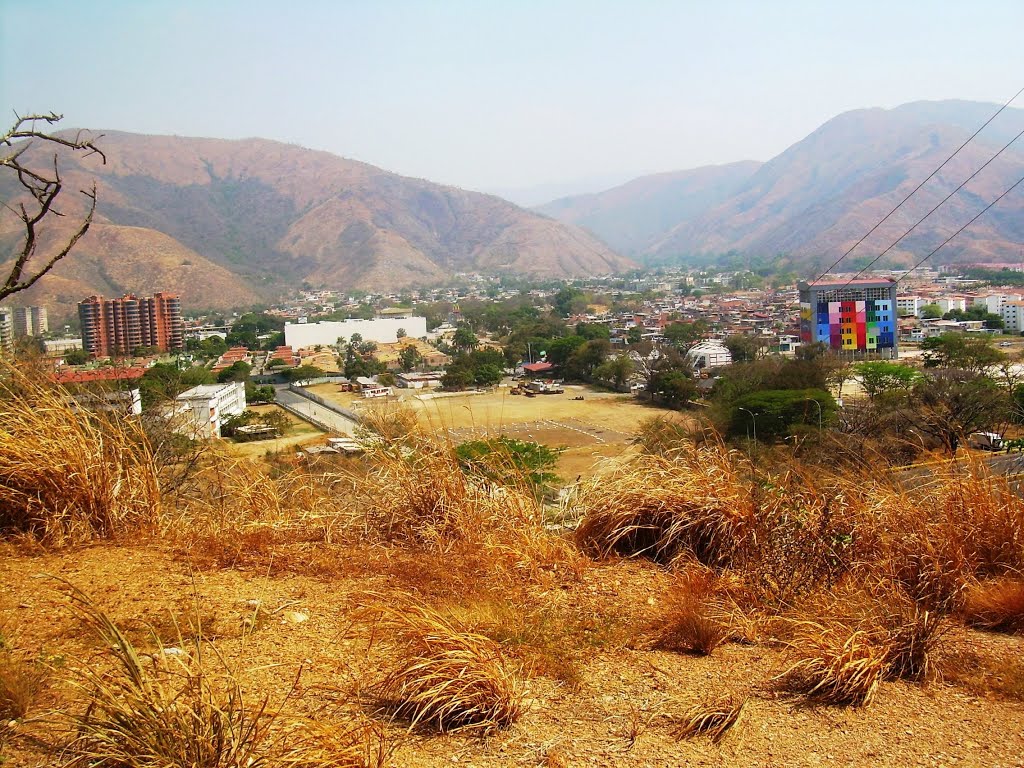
[78,292,184,357]
[0,306,13,356]
[13,306,48,337]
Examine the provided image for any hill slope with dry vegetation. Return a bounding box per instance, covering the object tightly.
[1,362,1023,767]
[0,131,634,315]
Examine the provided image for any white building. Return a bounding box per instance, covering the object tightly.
[284,317,428,349]
[173,381,246,438]
[896,295,924,317]
[42,338,83,355]
[0,307,12,355]
[973,293,1022,315]
[686,340,732,371]
[1002,300,1024,333]
[937,297,967,315]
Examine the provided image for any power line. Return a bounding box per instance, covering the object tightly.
[897,170,1024,283]
[839,123,1024,287]
[811,85,1024,284]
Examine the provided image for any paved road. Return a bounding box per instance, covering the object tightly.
[275,387,359,436]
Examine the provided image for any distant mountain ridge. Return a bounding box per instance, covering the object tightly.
[539,100,1024,273]
[0,132,635,317]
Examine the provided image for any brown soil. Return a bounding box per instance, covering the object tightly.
[2,544,1022,768]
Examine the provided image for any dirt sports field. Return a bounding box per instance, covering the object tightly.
[305,382,689,477]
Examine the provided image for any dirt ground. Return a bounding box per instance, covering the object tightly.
[306,382,690,479]
[2,544,1022,768]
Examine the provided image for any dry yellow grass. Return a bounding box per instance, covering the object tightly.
[0,360,160,544]
[370,599,527,733]
[673,697,747,743]
[568,446,754,566]
[961,578,1024,634]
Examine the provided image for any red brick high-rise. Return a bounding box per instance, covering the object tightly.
[78,292,184,358]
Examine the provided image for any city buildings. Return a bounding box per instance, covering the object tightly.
[13,306,47,337]
[78,292,184,357]
[798,279,898,358]
[0,307,13,355]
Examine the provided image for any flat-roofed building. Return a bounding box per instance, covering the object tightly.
[78,292,183,357]
[173,381,246,439]
[798,279,898,358]
[0,307,12,355]
[13,306,47,337]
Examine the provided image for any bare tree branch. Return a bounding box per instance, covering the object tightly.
[1,112,105,303]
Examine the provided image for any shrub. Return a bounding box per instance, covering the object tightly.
[569,447,754,566]
[777,622,886,707]
[651,571,730,656]
[961,578,1024,633]
[0,360,160,544]
[370,600,526,732]
[0,649,45,720]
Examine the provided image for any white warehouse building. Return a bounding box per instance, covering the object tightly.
[284,317,428,349]
[686,340,732,371]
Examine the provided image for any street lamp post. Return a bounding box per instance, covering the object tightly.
[805,397,823,431]
[738,407,756,445]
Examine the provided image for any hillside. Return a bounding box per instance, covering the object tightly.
[538,101,1024,272]
[0,132,634,316]
[536,161,762,255]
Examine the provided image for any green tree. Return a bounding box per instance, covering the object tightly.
[594,355,635,390]
[575,322,610,340]
[651,370,698,408]
[474,363,503,387]
[553,287,585,317]
[546,335,586,367]
[626,326,644,345]
[216,360,251,383]
[139,362,215,408]
[64,348,89,366]
[455,437,561,500]
[285,364,325,383]
[663,320,708,351]
[399,345,423,372]
[452,325,478,352]
[909,371,1008,454]
[920,334,1006,373]
[920,303,942,319]
[852,361,919,401]
[729,389,835,442]
[565,338,611,380]
[724,334,763,363]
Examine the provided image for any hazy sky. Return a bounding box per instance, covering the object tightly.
[3,0,1023,200]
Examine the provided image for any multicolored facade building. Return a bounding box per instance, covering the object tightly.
[798,279,898,359]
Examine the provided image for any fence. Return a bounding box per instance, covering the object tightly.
[288,383,363,423]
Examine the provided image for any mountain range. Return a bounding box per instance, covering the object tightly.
[0,133,633,317]
[3,99,1024,321]
[538,100,1024,273]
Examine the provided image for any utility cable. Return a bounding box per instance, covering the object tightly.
[897,171,1024,282]
[839,123,1024,287]
[811,86,1024,284]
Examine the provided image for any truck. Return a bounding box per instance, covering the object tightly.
[967,432,1004,451]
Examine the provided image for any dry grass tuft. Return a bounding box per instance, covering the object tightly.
[673,697,747,743]
[370,600,527,732]
[777,622,886,707]
[0,649,46,721]
[875,599,944,682]
[651,571,730,656]
[0,360,160,545]
[569,447,754,566]
[960,578,1024,634]
[55,583,385,767]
